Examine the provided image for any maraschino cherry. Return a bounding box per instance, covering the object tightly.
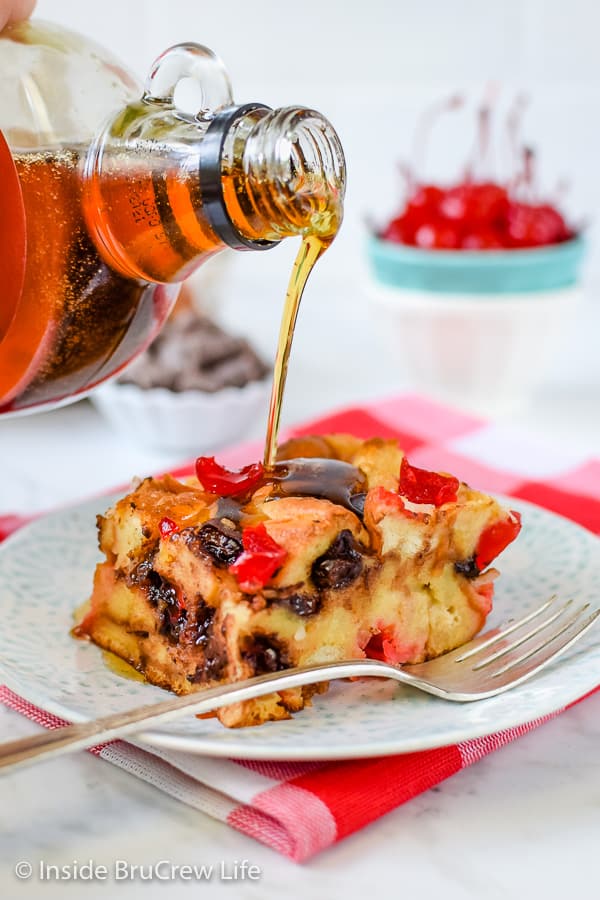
[379,94,576,251]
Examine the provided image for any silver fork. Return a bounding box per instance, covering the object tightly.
[1,595,597,774]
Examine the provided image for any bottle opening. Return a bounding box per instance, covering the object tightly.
[261,108,346,241]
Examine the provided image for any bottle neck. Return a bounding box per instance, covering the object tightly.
[83,101,345,284]
[208,105,345,250]
[196,104,280,252]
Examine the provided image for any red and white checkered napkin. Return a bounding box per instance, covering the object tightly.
[2,394,599,862]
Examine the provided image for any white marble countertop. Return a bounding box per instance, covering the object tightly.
[0,255,599,898]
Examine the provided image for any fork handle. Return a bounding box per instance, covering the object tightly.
[0,659,398,774]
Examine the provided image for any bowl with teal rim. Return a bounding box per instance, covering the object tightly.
[366,234,586,417]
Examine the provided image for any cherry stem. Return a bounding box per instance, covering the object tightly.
[505,92,529,194]
[465,83,500,182]
[396,160,415,207]
[521,145,536,202]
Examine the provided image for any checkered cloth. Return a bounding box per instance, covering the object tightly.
[1,394,599,862]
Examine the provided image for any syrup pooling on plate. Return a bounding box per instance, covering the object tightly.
[101,649,146,683]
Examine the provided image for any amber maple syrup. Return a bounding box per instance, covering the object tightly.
[263,234,331,466]
[259,214,375,511]
[2,148,177,411]
[101,650,147,683]
[257,215,370,512]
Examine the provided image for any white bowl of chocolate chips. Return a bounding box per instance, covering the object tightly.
[91,309,271,454]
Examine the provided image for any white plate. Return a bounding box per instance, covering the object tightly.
[0,493,598,760]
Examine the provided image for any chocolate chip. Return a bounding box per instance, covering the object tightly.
[242,634,288,674]
[160,605,187,642]
[127,561,186,642]
[182,521,243,568]
[147,572,178,608]
[454,556,481,579]
[282,593,322,616]
[127,557,151,586]
[195,599,216,646]
[185,597,226,681]
[187,649,227,683]
[311,530,363,590]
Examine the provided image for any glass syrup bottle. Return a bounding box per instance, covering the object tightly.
[0,22,345,416]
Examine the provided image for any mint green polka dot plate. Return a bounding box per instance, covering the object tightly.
[0,493,598,760]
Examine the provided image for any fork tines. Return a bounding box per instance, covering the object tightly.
[454,595,600,680]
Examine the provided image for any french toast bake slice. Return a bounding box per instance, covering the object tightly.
[74,434,521,727]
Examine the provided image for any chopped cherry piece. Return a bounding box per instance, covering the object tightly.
[159,517,179,538]
[363,630,388,661]
[363,625,421,664]
[367,486,415,518]
[230,523,287,593]
[399,456,459,506]
[195,456,264,497]
[475,511,522,569]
